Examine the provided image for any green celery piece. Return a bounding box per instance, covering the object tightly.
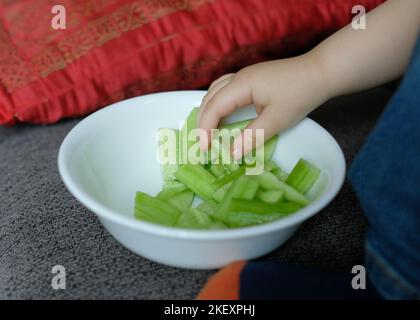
[272,167,289,182]
[243,134,278,167]
[252,170,282,190]
[161,165,180,185]
[134,191,181,226]
[226,211,287,228]
[218,134,240,172]
[196,200,218,216]
[208,164,227,178]
[213,175,255,222]
[223,163,241,173]
[240,178,259,200]
[174,164,216,201]
[220,119,252,131]
[168,190,194,212]
[212,182,232,203]
[175,208,212,229]
[262,135,279,162]
[212,175,258,203]
[264,160,277,172]
[157,128,179,164]
[215,120,278,169]
[218,140,240,172]
[252,170,309,206]
[217,119,252,166]
[159,181,187,194]
[157,128,183,188]
[180,107,203,164]
[257,189,284,203]
[286,159,321,194]
[211,165,246,189]
[209,129,240,172]
[157,188,182,200]
[208,221,229,229]
[229,198,301,214]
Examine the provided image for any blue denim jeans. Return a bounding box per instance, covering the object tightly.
[349,36,420,299]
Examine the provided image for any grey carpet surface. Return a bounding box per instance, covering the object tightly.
[0,87,393,299]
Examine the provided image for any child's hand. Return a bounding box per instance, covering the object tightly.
[197,54,329,159]
[198,0,420,160]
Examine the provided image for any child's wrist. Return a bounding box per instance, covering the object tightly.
[305,51,335,103]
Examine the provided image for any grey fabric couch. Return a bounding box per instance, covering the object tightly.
[0,87,393,299]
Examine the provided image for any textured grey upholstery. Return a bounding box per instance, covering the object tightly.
[0,88,393,299]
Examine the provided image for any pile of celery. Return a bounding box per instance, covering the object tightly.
[134,108,320,229]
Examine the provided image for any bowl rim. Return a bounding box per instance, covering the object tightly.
[58,90,346,240]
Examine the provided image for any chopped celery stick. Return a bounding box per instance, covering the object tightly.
[196,200,218,216]
[262,135,279,162]
[213,176,257,204]
[264,160,277,172]
[257,190,284,203]
[223,163,241,172]
[211,165,246,189]
[253,169,287,189]
[209,133,240,172]
[213,182,232,203]
[157,128,183,188]
[220,119,252,131]
[161,165,180,185]
[157,128,179,164]
[220,119,279,165]
[240,178,259,200]
[226,212,287,228]
[218,141,240,172]
[243,134,279,166]
[253,170,309,206]
[272,167,289,182]
[167,190,194,212]
[209,221,229,229]
[218,121,278,167]
[265,160,288,181]
[229,198,301,214]
[215,140,240,172]
[213,176,255,222]
[175,208,212,229]
[162,181,187,192]
[180,107,202,164]
[174,164,216,201]
[134,191,180,226]
[157,188,182,200]
[208,164,227,178]
[286,159,321,194]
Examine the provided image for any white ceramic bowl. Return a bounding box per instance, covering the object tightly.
[58,91,345,269]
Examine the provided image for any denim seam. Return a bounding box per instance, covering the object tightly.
[366,242,418,298]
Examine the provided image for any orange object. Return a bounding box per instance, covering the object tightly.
[196,261,246,300]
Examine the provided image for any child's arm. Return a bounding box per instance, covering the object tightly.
[313,0,420,98]
[198,0,420,158]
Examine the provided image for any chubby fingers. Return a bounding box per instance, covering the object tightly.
[198,74,252,150]
[232,107,279,160]
[198,73,234,126]
[232,105,305,160]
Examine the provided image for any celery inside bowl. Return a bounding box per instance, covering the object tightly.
[58,90,345,269]
[134,106,329,230]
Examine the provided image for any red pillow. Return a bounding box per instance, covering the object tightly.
[0,0,383,125]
